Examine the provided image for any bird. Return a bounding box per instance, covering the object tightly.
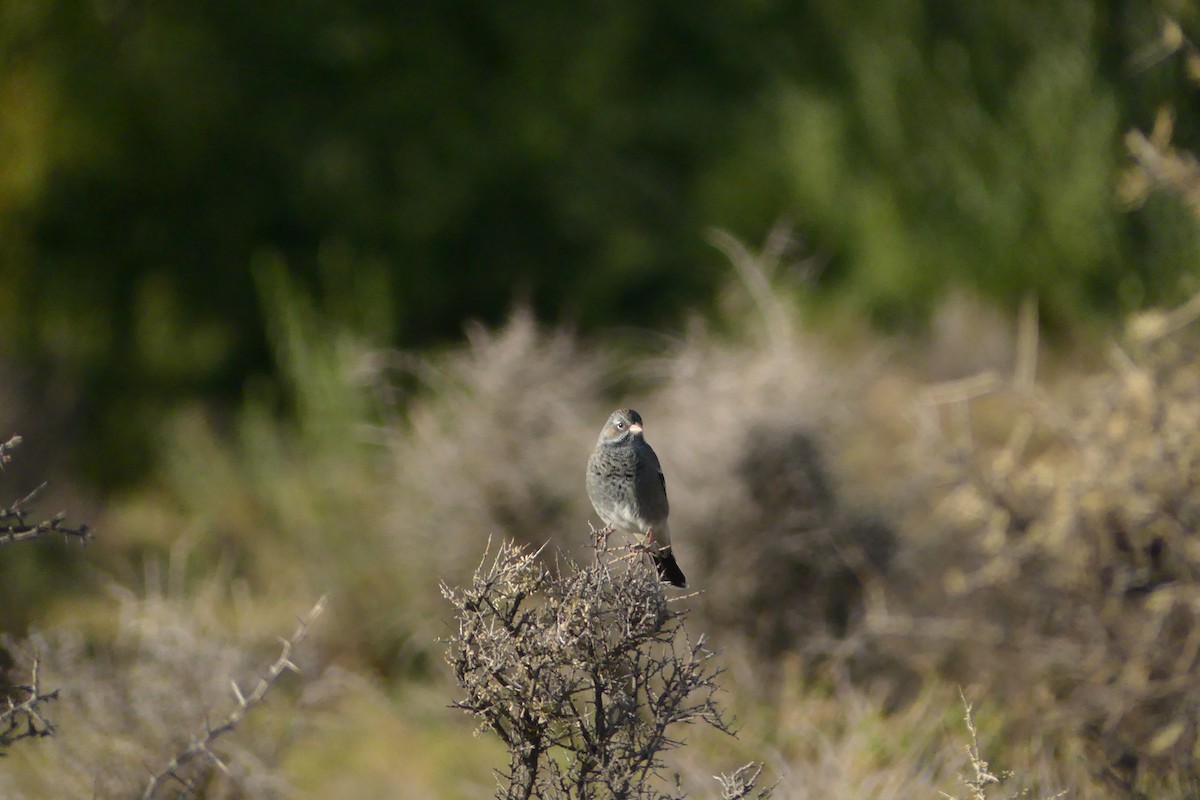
[586,408,687,587]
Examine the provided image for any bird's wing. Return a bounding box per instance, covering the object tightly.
[636,442,670,520]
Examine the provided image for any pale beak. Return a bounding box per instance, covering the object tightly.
[629,423,643,434]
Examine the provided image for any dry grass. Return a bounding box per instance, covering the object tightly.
[384,309,610,608]
[11,227,1200,797]
[860,321,1200,796]
[0,581,323,799]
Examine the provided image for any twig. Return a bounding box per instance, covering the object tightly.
[140,595,328,799]
[0,509,92,546]
[715,761,776,799]
[0,436,21,466]
[920,372,1005,407]
[0,656,59,749]
[1013,294,1039,392]
[941,690,1068,800]
[1127,289,1200,343]
[0,437,93,546]
[708,226,795,348]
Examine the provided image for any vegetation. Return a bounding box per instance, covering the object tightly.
[6,4,1200,800]
[443,539,769,799]
[10,242,1200,796]
[0,435,87,753]
[2,0,1200,483]
[0,437,325,798]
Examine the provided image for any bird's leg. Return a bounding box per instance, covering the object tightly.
[634,528,658,574]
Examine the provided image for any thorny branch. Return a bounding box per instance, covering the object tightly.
[0,434,90,756]
[140,595,328,800]
[0,656,58,750]
[0,437,92,547]
[716,763,775,800]
[443,538,772,799]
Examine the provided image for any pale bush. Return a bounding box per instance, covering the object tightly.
[386,310,610,627]
[0,585,321,799]
[863,319,1200,795]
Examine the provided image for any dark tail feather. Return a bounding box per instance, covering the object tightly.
[652,549,687,588]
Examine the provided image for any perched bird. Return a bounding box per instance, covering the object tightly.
[586,408,687,587]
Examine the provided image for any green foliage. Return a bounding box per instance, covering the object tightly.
[147,269,406,672]
[7,1,1200,485]
[763,2,1173,326]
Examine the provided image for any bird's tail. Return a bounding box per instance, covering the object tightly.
[652,549,687,588]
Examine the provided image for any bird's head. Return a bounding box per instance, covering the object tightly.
[598,408,644,445]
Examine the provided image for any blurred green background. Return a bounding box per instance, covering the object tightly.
[3,0,1199,486]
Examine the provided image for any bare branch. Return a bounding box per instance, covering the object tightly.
[941,690,1067,800]
[0,435,92,756]
[715,762,775,800]
[140,595,327,800]
[444,538,769,799]
[0,438,92,547]
[0,512,92,546]
[0,656,59,750]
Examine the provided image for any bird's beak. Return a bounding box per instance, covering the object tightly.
[629,423,643,434]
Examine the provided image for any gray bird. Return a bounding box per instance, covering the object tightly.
[586,408,687,587]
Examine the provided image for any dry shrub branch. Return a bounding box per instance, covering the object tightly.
[0,434,90,758]
[0,436,91,547]
[443,538,771,800]
[141,594,328,800]
[0,657,56,750]
[940,691,1067,800]
[0,586,327,798]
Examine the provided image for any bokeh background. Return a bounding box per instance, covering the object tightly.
[5,1,1200,797]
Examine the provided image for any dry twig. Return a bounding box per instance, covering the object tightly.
[715,762,775,800]
[140,595,327,800]
[0,437,92,547]
[443,538,771,799]
[0,656,58,750]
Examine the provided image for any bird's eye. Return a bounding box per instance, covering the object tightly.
[615,420,625,429]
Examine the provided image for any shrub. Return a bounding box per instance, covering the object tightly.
[0,434,91,756]
[863,309,1200,795]
[442,538,771,800]
[0,588,325,799]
